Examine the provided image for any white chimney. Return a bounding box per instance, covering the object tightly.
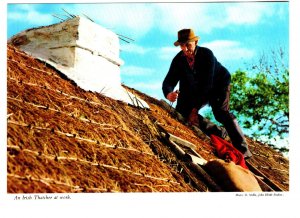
[8,16,149,109]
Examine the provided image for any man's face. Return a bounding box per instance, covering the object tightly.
[180,41,197,56]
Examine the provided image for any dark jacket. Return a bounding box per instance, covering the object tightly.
[162,46,231,118]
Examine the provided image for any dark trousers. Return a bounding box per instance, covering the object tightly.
[209,85,248,152]
[197,114,228,139]
[176,85,251,156]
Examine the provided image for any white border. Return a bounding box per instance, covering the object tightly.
[2,1,299,218]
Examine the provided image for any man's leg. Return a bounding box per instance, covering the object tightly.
[197,114,228,139]
[222,117,252,159]
[184,104,228,139]
[211,86,252,159]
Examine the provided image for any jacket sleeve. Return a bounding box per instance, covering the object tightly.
[205,48,216,93]
[162,57,180,98]
[195,48,217,109]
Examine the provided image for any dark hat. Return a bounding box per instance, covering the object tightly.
[174,29,200,46]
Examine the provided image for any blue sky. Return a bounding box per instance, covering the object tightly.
[3,1,300,214]
[7,1,289,101]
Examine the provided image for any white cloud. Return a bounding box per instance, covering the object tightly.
[201,40,255,62]
[121,66,154,76]
[225,3,275,25]
[132,81,165,100]
[72,4,156,39]
[154,4,223,34]
[158,46,181,60]
[13,4,35,11]
[8,2,286,40]
[8,5,54,25]
[154,3,283,35]
[94,2,285,39]
[121,44,153,54]
[129,81,162,91]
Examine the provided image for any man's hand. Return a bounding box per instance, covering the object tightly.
[188,108,199,126]
[167,90,179,102]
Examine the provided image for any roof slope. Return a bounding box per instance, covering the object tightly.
[127,88,289,191]
[7,45,289,193]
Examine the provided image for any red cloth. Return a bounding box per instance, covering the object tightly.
[210,134,248,169]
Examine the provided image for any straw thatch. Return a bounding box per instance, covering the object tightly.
[7,44,289,193]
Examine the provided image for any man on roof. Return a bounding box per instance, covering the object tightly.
[162,28,252,159]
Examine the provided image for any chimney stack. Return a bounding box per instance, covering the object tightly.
[8,16,149,109]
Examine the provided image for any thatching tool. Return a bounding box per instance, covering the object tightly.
[159,129,223,192]
[168,90,180,113]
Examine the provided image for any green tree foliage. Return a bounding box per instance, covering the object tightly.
[230,48,289,144]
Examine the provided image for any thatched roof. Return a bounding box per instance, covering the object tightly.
[7,44,289,193]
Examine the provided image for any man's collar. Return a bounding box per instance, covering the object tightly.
[181,45,199,57]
